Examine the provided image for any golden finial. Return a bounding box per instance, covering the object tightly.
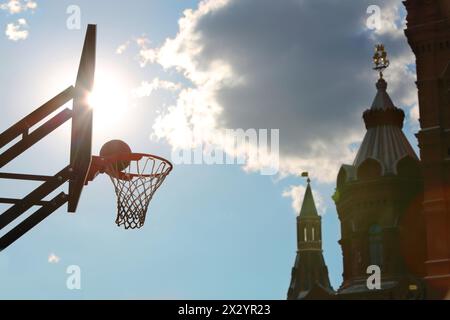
[373,44,390,79]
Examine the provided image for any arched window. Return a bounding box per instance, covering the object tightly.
[369,224,383,267]
[304,227,307,242]
[396,156,421,177]
[312,227,315,241]
[357,158,382,180]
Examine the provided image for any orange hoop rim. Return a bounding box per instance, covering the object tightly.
[88,152,173,182]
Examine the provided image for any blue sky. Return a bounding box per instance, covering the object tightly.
[0,0,418,299]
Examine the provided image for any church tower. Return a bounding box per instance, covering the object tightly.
[404,0,450,298]
[287,175,334,300]
[333,46,425,299]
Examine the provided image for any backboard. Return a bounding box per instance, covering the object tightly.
[68,24,96,212]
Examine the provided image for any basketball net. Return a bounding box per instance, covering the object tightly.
[105,154,172,229]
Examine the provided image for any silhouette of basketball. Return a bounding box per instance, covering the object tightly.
[100,140,132,172]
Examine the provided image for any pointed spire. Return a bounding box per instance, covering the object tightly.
[370,78,396,110]
[289,173,333,299]
[299,177,319,218]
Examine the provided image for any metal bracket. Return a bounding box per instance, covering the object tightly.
[0,192,69,252]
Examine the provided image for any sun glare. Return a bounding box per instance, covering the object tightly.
[88,70,130,128]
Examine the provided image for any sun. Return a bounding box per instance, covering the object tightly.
[88,70,130,128]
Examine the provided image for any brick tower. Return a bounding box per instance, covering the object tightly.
[404,0,450,298]
[287,176,334,299]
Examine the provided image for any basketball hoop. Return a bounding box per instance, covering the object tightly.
[0,25,173,251]
[87,141,173,229]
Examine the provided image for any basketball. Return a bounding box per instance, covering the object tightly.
[100,140,132,172]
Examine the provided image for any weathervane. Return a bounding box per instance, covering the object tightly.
[373,44,390,79]
[301,172,311,184]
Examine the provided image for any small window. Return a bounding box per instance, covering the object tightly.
[357,159,382,180]
[312,228,315,241]
[304,228,307,242]
[369,224,383,267]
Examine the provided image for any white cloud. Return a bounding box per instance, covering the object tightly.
[282,184,326,216]
[48,253,60,264]
[139,48,158,67]
[116,41,130,55]
[25,0,36,10]
[368,2,406,37]
[5,18,28,41]
[131,36,159,67]
[125,0,418,183]
[0,0,37,14]
[132,78,182,98]
[0,0,20,13]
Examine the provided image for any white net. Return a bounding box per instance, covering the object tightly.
[105,154,172,229]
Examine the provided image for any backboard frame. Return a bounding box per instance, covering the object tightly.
[0,25,96,251]
[68,24,96,212]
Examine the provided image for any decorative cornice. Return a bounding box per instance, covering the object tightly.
[403,0,443,26]
[363,107,405,129]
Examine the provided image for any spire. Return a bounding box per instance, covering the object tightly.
[288,173,334,299]
[370,78,396,110]
[299,179,319,218]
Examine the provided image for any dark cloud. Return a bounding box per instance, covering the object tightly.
[150,0,416,181]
